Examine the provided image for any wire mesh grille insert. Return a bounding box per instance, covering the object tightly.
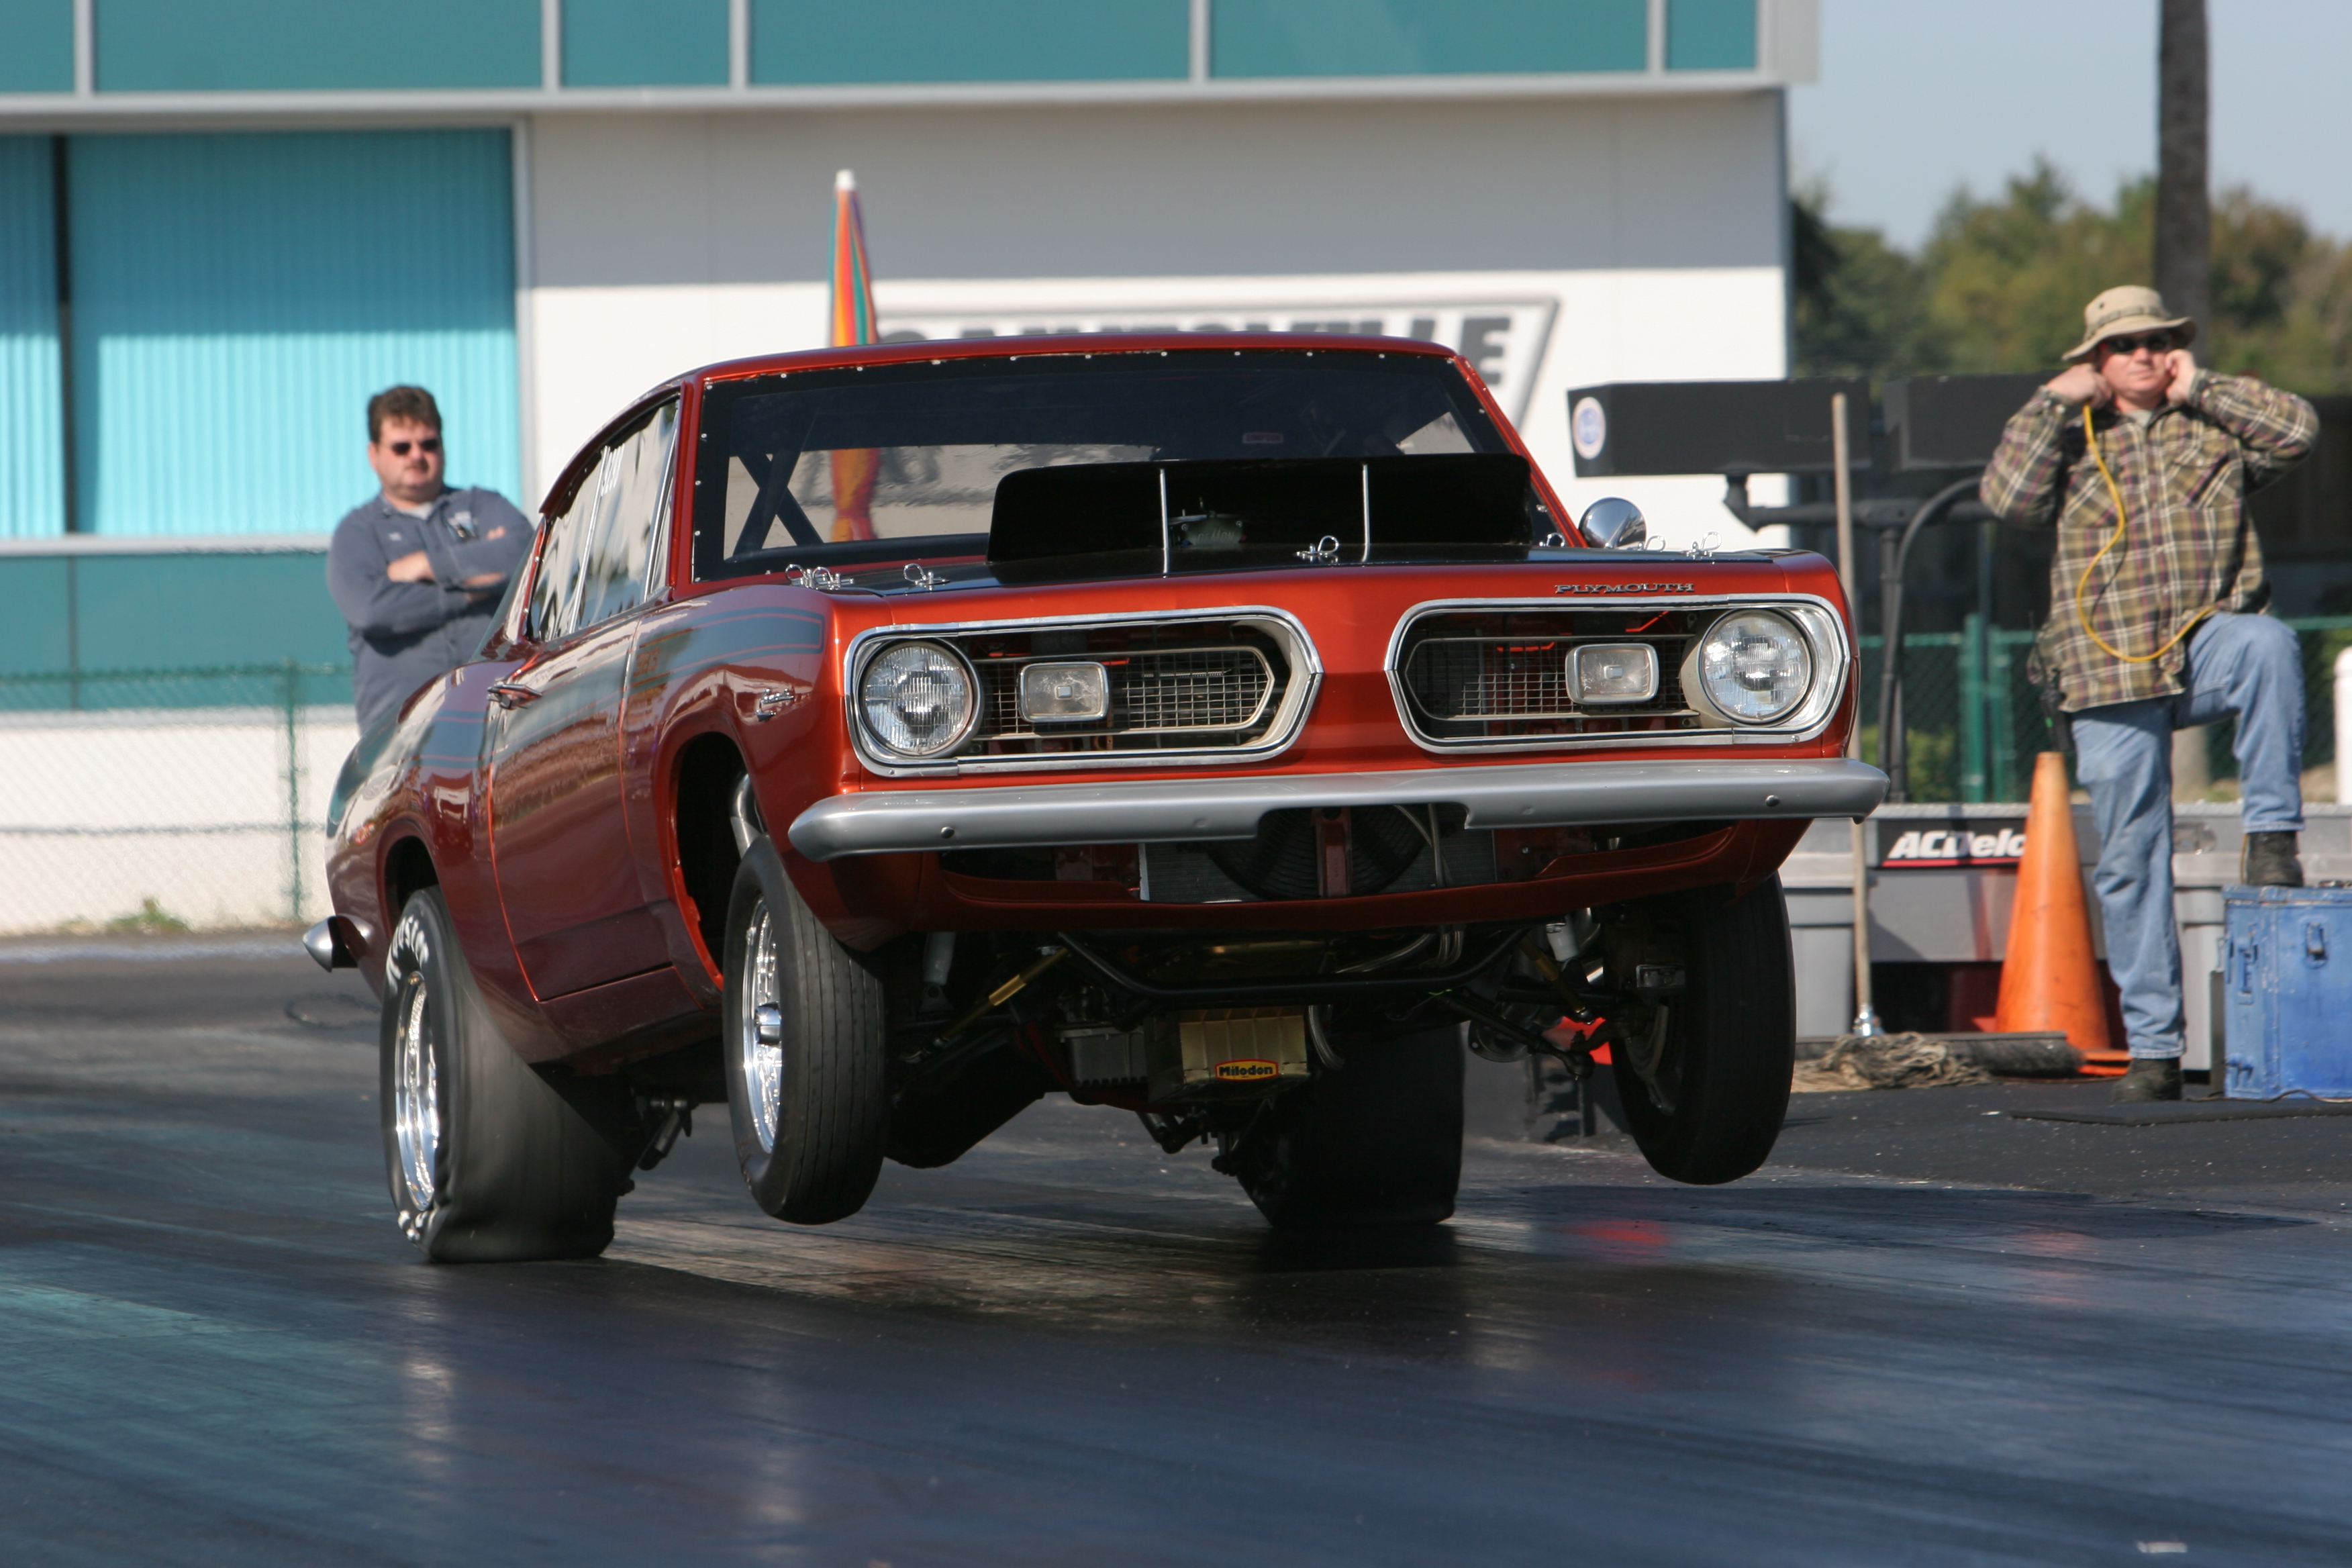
[1395,607,1713,745]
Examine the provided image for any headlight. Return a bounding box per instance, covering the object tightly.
[1698,611,1812,724]
[1568,642,1659,705]
[1018,660,1110,723]
[860,641,976,758]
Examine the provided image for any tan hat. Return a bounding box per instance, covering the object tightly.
[2061,285,2196,362]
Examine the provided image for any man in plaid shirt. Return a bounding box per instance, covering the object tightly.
[1984,285,2318,1101]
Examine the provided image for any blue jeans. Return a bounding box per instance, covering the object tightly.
[2069,613,2306,1059]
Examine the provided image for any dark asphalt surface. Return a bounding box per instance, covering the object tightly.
[5,938,2351,1566]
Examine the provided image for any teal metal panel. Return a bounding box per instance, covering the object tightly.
[753,0,1187,84]
[0,137,64,538]
[0,556,71,673]
[68,131,519,538]
[1666,0,1756,70]
[1212,0,1647,77]
[0,1,75,93]
[0,550,356,708]
[96,0,538,91]
[74,551,351,667]
[565,0,730,85]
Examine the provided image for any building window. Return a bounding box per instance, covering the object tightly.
[1210,0,1651,78]
[95,0,540,92]
[564,0,731,88]
[752,0,1189,85]
[0,0,75,94]
[1666,0,1757,71]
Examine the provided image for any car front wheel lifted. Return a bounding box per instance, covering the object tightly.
[1604,874,1796,1185]
[722,838,889,1224]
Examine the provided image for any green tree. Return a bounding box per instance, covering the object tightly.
[1791,181,1945,382]
[1794,163,2352,395]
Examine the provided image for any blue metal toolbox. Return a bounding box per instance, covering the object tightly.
[2222,886,2352,1098]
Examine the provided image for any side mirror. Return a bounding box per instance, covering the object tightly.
[1577,496,1647,549]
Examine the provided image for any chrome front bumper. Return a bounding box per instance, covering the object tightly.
[787,758,1888,861]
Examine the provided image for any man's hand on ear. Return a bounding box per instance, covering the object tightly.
[2164,348,2200,405]
[2046,364,2112,409]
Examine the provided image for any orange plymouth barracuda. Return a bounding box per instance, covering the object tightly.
[311,334,1885,1261]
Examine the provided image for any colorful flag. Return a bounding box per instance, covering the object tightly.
[828,169,879,541]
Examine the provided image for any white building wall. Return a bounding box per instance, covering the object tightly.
[522,91,1792,545]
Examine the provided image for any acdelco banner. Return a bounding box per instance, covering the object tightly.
[1881,825,2026,869]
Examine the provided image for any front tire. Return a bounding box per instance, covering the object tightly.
[1606,875,1795,1185]
[379,888,627,1261]
[1230,1020,1463,1229]
[722,838,889,1224]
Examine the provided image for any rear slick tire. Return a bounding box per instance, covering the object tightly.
[722,838,889,1225]
[379,888,627,1261]
[1234,1022,1463,1230]
[1607,875,1796,1186]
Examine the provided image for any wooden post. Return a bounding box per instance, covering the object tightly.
[1834,392,1879,1035]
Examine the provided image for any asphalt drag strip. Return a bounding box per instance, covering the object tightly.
[3,942,2349,1566]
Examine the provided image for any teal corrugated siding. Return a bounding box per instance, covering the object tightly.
[753,0,1188,84]
[1666,0,1757,70]
[69,130,519,537]
[0,1,75,93]
[1211,0,1648,77]
[95,0,539,91]
[565,0,730,86]
[0,137,64,539]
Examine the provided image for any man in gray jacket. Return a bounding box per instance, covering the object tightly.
[328,386,534,730]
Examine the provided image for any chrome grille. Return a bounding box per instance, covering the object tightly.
[975,646,1271,740]
[1395,607,1714,746]
[859,614,1306,766]
[1408,637,1688,721]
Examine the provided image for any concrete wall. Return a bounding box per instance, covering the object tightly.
[522,91,1792,543]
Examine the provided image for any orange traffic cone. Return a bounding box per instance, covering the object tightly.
[1993,752,2121,1074]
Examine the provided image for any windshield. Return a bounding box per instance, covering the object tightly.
[692,350,1512,580]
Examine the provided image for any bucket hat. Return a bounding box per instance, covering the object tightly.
[2061,284,2197,362]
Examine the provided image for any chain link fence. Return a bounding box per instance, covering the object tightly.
[0,662,355,935]
[1860,618,2352,803]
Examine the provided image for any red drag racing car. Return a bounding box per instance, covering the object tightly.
[310,334,1885,1262]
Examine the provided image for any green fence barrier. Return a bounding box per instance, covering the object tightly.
[1861,618,2352,803]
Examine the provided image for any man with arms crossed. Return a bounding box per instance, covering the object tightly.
[328,386,534,731]
[1984,286,2318,1101]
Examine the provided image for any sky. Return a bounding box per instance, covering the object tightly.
[1787,0,2352,248]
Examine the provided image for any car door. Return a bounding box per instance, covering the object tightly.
[488,400,680,999]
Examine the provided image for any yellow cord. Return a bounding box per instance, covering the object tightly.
[2073,402,2212,663]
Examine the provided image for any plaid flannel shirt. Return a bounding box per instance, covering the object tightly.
[1981,371,2318,712]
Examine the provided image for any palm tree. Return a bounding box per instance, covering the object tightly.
[2157,0,2214,797]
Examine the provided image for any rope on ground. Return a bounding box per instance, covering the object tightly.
[1793,1032,1993,1093]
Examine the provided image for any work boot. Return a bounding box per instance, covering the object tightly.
[2110,1057,2183,1103]
[2243,831,2305,887]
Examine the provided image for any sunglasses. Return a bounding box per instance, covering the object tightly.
[385,437,442,456]
[2100,333,2174,357]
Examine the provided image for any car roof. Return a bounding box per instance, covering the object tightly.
[683,330,1468,388]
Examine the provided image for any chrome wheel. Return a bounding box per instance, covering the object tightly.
[738,901,782,1153]
[392,973,441,1214]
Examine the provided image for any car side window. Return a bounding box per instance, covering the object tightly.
[575,400,680,630]
[526,464,597,643]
